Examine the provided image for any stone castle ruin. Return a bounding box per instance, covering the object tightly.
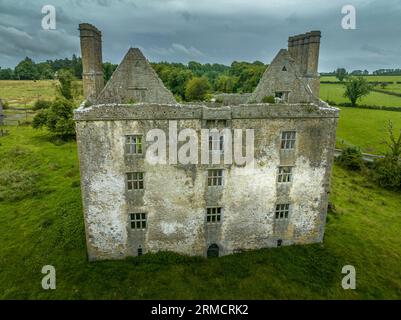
[74,23,339,260]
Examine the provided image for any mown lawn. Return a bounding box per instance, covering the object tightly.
[320,83,401,107]
[336,107,401,154]
[0,126,400,299]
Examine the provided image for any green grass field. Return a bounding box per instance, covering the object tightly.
[320,83,401,107]
[378,84,401,94]
[0,80,58,108]
[0,126,401,299]
[321,75,401,83]
[336,107,401,154]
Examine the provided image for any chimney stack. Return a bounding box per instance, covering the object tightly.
[288,31,321,96]
[79,23,104,102]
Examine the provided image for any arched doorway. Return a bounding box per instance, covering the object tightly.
[207,244,219,258]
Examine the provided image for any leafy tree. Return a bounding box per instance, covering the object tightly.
[56,69,75,100]
[36,62,54,80]
[14,57,39,80]
[185,77,211,101]
[383,121,401,159]
[215,75,238,93]
[372,122,401,191]
[336,147,364,171]
[343,76,371,107]
[103,62,118,82]
[32,98,75,139]
[335,68,348,82]
[0,68,14,80]
[33,99,53,111]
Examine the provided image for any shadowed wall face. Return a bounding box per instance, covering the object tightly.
[79,23,104,102]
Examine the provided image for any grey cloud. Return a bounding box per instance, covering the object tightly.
[0,0,400,72]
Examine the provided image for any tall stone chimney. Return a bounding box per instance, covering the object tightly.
[79,23,104,102]
[288,31,321,97]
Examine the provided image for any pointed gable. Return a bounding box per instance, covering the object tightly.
[96,48,176,104]
[248,49,317,104]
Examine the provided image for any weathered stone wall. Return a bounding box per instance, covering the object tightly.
[75,102,338,260]
[214,93,252,106]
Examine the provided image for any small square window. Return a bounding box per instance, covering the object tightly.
[275,204,290,220]
[206,207,222,224]
[130,213,147,230]
[278,166,293,183]
[126,135,143,155]
[127,172,144,190]
[281,131,296,150]
[208,169,223,186]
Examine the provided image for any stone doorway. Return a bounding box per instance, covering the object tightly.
[207,244,219,258]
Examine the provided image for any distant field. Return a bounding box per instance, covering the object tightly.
[0,80,58,108]
[336,107,401,154]
[320,83,401,107]
[321,75,401,83]
[378,83,401,94]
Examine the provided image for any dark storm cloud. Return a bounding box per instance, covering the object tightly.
[0,0,400,71]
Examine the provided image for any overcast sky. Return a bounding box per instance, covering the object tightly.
[0,0,400,72]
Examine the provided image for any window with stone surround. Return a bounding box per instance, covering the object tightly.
[208,169,223,186]
[127,172,144,190]
[130,213,147,230]
[206,207,222,223]
[275,204,290,220]
[281,131,296,150]
[278,166,293,183]
[209,134,224,153]
[126,135,143,155]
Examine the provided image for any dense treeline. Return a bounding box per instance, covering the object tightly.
[152,60,266,99]
[322,68,401,76]
[0,56,267,100]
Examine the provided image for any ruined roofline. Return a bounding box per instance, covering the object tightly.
[74,101,339,122]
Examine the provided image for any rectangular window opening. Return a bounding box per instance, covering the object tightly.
[126,135,143,155]
[281,131,296,150]
[207,169,223,187]
[130,213,147,230]
[275,204,290,220]
[127,172,144,190]
[206,207,222,224]
[278,166,293,183]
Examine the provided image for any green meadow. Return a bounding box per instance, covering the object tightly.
[0,126,400,299]
[0,80,58,108]
[336,107,401,154]
[320,75,401,83]
[320,83,401,108]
